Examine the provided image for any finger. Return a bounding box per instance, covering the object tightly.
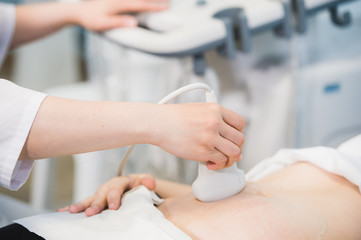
[68,196,94,213]
[225,156,235,168]
[140,174,156,190]
[225,156,239,168]
[107,188,123,210]
[85,196,107,217]
[85,176,132,216]
[85,205,102,217]
[221,108,245,132]
[207,155,237,170]
[206,150,228,170]
[57,206,70,212]
[129,175,142,188]
[219,123,245,148]
[238,154,243,162]
[206,161,218,170]
[105,176,131,208]
[84,187,109,217]
[214,137,241,167]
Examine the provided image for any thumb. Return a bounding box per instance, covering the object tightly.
[140,174,156,190]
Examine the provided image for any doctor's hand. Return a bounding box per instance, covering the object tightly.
[57,174,156,217]
[75,0,168,31]
[152,103,245,170]
[12,0,168,49]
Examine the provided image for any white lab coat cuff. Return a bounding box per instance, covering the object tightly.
[0,3,15,68]
[0,80,47,190]
[4,92,45,190]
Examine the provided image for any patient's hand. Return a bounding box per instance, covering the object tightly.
[57,174,156,217]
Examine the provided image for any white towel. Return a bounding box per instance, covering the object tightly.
[15,186,191,240]
[246,134,361,192]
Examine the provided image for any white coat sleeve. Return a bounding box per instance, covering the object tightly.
[0,3,15,67]
[0,79,47,190]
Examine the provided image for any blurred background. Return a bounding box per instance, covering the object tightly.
[0,0,360,225]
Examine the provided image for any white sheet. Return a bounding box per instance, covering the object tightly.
[15,186,191,240]
[247,134,361,192]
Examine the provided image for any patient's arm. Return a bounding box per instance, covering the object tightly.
[58,174,189,217]
[155,179,191,199]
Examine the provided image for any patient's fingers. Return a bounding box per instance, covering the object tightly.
[86,177,131,216]
[104,175,156,212]
[85,205,102,217]
[62,175,156,217]
[85,193,108,216]
[128,174,156,190]
[140,175,156,190]
[68,196,94,213]
[57,196,93,213]
[57,206,70,212]
[130,175,142,188]
[107,188,122,210]
[85,191,113,216]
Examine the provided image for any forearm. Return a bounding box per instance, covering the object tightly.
[10,0,168,49]
[20,96,158,160]
[11,2,80,48]
[19,92,245,169]
[155,179,191,198]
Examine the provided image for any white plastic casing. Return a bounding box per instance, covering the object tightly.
[103,0,285,55]
[192,163,246,202]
